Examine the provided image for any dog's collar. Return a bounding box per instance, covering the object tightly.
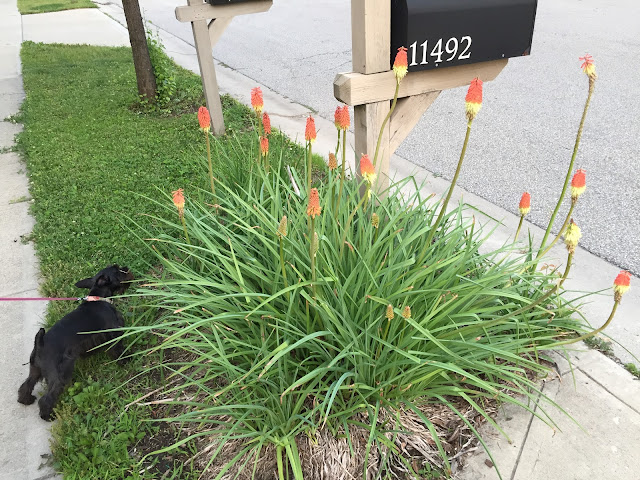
[83,296,112,304]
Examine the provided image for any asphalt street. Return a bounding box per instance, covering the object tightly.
[116,0,640,275]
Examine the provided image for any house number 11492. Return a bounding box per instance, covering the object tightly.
[408,36,472,66]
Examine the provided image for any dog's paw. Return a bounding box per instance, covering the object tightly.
[39,409,53,421]
[17,393,37,405]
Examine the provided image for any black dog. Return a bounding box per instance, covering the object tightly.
[17,265,134,420]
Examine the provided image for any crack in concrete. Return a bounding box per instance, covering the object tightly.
[508,384,545,480]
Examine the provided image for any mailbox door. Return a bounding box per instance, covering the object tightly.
[391,0,538,72]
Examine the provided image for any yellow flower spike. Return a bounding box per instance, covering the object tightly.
[563,219,582,254]
[402,306,411,319]
[359,154,376,184]
[371,212,380,229]
[386,304,394,321]
[328,153,338,171]
[277,215,288,238]
[519,192,531,216]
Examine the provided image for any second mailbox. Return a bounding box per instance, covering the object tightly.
[391,0,538,72]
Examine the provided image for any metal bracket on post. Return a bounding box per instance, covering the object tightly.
[176,0,273,136]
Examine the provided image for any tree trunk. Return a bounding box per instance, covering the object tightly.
[122,0,157,102]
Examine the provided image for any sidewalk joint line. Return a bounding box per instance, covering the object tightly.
[509,384,544,480]
[575,367,640,416]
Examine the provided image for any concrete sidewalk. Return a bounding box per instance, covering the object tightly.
[3,3,639,480]
[0,1,58,478]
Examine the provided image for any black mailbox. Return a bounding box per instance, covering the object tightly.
[391,0,537,72]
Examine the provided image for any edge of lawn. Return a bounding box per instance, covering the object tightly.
[16,41,324,479]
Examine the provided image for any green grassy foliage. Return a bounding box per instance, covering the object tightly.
[18,0,96,14]
[17,42,312,479]
[127,152,590,478]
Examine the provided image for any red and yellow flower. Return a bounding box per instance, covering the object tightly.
[172,188,185,217]
[305,116,317,144]
[613,270,631,302]
[393,46,408,83]
[262,112,271,135]
[251,87,264,114]
[579,54,597,81]
[360,154,376,184]
[260,136,269,157]
[197,106,210,132]
[465,77,483,122]
[571,169,586,200]
[307,188,321,218]
[519,192,531,216]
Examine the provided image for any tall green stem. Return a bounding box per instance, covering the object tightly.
[307,141,313,193]
[372,81,400,169]
[335,130,347,220]
[179,216,190,245]
[514,215,525,242]
[539,82,595,252]
[279,238,289,299]
[553,301,618,347]
[339,193,367,259]
[419,122,473,263]
[537,200,576,259]
[205,132,215,199]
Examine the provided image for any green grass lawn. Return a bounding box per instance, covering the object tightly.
[17,41,311,479]
[18,0,96,14]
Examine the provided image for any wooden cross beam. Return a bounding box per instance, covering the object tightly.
[339,0,507,191]
[176,0,273,136]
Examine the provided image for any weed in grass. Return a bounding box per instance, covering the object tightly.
[9,195,30,204]
[584,335,614,357]
[0,145,17,154]
[624,363,640,379]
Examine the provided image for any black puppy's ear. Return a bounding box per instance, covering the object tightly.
[96,275,113,287]
[75,276,96,289]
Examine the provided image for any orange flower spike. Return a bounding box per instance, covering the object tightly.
[305,116,317,144]
[172,188,185,217]
[260,136,269,157]
[307,188,321,218]
[328,153,338,171]
[262,112,271,135]
[579,54,597,81]
[465,77,483,122]
[393,46,408,83]
[334,106,341,130]
[251,87,263,114]
[359,154,376,184]
[519,192,531,216]
[571,169,586,200]
[197,106,210,133]
[338,106,350,131]
[613,271,631,302]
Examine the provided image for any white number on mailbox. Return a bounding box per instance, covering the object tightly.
[408,36,472,67]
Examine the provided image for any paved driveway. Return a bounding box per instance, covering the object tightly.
[122,0,640,274]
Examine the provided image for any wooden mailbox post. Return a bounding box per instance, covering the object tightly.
[335,0,537,189]
[175,0,273,136]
